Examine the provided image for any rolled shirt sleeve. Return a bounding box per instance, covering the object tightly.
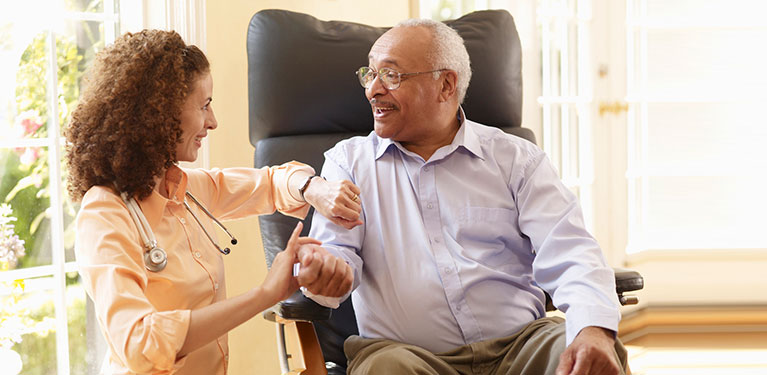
[185,161,314,221]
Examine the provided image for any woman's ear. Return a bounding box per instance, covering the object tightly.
[438,70,458,103]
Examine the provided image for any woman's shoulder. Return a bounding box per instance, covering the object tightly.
[81,185,124,211]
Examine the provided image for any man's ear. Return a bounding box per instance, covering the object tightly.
[438,70,458,102]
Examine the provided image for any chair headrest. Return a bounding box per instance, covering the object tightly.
[247,9,523,144]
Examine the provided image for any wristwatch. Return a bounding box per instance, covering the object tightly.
[298,175,320,200]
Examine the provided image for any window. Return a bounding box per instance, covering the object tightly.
[537,0,595,230]
[0,1,148,373]
[2,0,206,372]
[0,2,120,373]
[1,2,206,372]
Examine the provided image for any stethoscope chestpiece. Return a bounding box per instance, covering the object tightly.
[144,246,168,272]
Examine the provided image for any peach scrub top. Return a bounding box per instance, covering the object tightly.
[75,162,312,374]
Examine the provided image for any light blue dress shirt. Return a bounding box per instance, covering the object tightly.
[307,115,620,353]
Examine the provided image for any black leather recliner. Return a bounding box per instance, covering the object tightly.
[247,9,643,375]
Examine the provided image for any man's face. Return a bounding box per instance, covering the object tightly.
[366,26,442,142]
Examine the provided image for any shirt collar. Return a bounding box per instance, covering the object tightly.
[374,106,485,161]
[137,165,188,229]
[374,136,397,160]
[453,107,485,161]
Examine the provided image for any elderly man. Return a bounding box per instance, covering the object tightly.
[298,18,628,375]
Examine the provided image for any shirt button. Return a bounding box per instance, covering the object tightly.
[225,354,229,361]
[214,282,219,290]
[179,217,186,224]
[423,166,430,172]
[194,251,201,258]
[444,267,452,274]
[456,304,462,311]
[427,203,433,209]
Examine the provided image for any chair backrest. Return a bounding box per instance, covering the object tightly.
[247,8,531,369]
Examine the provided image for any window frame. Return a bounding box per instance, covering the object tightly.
[0,1,206,373]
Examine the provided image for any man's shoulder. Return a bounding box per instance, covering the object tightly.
[465,119,542,157]
[325,131,380,161]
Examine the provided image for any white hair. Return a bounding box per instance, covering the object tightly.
[394,18,472,103]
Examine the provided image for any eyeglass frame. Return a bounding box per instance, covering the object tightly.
[355,66,448,90]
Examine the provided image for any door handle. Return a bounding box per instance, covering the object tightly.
[598,101,629,117]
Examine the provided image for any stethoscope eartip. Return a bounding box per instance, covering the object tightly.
[222,248,231,255]
[230,238,238,245]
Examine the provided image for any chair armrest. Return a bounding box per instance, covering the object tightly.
[544,267,645,310]
[263,290,332,322]
[614,268,644,294]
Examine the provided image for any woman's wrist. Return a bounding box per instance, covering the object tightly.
[299,175,320,201]
[288,171,314,202]
[301,176,325,205]
[251,285,278,312]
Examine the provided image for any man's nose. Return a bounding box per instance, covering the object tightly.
[366,74,388,99]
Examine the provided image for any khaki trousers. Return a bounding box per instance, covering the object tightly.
[344,317,628,375]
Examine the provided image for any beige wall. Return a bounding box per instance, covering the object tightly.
[205,1,410,373]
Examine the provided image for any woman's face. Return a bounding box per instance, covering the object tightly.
[177,72,217,162]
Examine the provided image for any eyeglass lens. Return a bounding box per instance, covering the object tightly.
[357,67,401,90]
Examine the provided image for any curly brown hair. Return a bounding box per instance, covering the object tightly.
[65,29,209,201]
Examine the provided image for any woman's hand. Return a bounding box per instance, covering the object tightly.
[261,222,321,305]
[303,177,363,229]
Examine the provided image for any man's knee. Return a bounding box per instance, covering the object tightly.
[349,345,420,373]
[345,337,449,375]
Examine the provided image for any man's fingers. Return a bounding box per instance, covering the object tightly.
[556,349,574,375]
[570,350,592,375]
[330,216,364,230]
[329,262,353,297]
[341,180,361,196]
[319,256,346,295]
[303,255,344,296]
[310,254,338,295]
[330,202,361,221]
[297,252,323,285]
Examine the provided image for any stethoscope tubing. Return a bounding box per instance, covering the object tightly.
[120,191,237,272]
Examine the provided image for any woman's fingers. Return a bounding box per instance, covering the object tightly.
[284,222,303,255]
[296,237,322,246]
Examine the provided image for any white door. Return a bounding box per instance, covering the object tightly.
[590,0,767,308]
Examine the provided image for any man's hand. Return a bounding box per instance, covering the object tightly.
[303,177,363,230]
[556,326,622,375]
[296,243,353,298]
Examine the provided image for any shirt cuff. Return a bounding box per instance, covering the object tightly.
[301,287,342,309]
[564,305,620,346]
[140,309,191,372]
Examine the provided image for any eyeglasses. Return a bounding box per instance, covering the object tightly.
[355,66,446,90]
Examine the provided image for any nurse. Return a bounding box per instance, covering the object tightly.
[65,29,357,374]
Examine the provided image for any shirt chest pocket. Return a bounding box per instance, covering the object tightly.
[454,206,518,244]
[451,206,523,271]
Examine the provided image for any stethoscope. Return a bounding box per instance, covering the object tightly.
[121,191,238,272]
